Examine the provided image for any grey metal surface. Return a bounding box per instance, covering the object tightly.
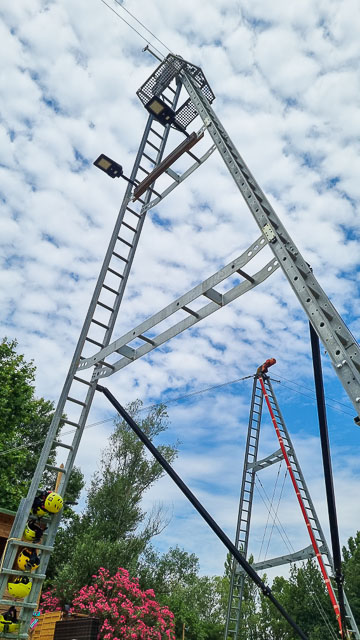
[177,59,360,419]
[224,375,359,639]
[77,236,279,378]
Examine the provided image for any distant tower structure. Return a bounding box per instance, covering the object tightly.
[0,54,359,637]
[224,366,359,639]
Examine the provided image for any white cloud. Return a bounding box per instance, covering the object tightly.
[1,0,359,592]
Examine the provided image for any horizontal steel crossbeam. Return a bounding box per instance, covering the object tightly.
[77,236,279,378]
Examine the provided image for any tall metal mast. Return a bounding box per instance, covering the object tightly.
[1,54,358,637]
[225,365,359,639]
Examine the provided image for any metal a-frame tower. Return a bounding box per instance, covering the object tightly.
[225,366,359,639]
[1,54,360,638]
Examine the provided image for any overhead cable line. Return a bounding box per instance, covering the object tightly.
[112,0,172,54]
[0,376,253,458]
[99,0,166,60]
[0,370,353,458]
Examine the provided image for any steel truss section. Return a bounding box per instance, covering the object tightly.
[167,56,360,419]
[224,375,359,640]
[77,235,279,378]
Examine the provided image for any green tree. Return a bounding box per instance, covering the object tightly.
[0,337,84,511]
[139,546,225,640]
[260,560,338,640]
[343,531,360,624]
[50,400,178,601]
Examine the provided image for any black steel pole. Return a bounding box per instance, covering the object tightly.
[309,322,347,636]
[97,384,309,640]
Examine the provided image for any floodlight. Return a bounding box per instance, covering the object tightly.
[145,96,176,125]
[145,96,187,135]
[93,154,137,185]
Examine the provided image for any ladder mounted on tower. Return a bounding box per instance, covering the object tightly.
[225,359,359,639]
[1,53,359,638]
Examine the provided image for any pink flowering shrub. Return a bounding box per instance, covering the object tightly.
[39,590,62,613]
[40,568,175,640]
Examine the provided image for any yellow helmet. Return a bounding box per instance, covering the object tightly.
[23,525,36,541]
[33,505,47,517]
[17,549,40,572]
[24,520,45,542]
[7,577,32,598]
[0,607,19,634]
[44,492,63,513]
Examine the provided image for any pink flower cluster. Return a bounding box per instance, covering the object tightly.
[40,568,175,640]
[39,590,62,613]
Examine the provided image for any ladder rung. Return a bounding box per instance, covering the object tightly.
[118,237,133,248]
[46,464,67,474]
[147,140,161,152]
[108,267,124,278]
[73,375,91,386]
[0,600,38,609]
[61,418,80,428]
[186,149,200,163]
[161,93,173,105]
[102,283,118,295]
[1,568,47,579]
[122,221,137,233]
[138,334,156,346]
[97,300,115,312]
[53,441,73,450]
[92,318,109,330]
[85,336,104,347]
[113,251,128,263]
[139,165,150,175]
[126,206,141,218]
[98,360,115,370]
[67,396,86,407]
[182,305,199,318]
[149,128,163,139]
[53,440,74,451]
[142,152,156,164]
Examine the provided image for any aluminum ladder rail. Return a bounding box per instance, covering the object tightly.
[0,81,183,638]
[173,55,360,420]
[225,374,359,639]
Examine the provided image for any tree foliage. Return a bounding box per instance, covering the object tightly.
[49,401,178,601]
[0,337,84,511]
[139,546,224,640]
[343,531,360,625]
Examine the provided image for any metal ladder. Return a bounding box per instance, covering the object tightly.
[225,374,359,639]
[0,79,185,638]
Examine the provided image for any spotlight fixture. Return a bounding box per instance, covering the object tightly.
[93,154,137,185]
[145,96,187,134]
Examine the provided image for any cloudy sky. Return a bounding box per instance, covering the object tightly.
[1,0,360,593]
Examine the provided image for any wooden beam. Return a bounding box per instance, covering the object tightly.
[133,131,204,200]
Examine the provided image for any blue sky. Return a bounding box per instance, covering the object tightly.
[1,0,360,582]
